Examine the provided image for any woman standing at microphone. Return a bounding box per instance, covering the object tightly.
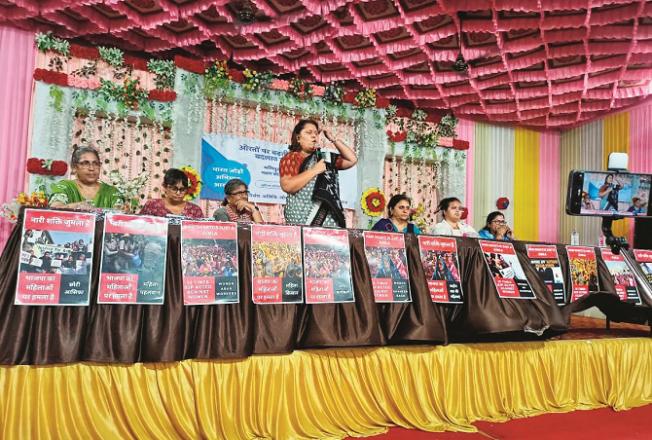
[279,119,357,227]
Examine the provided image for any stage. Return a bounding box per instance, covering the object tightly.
[1,317,650,439]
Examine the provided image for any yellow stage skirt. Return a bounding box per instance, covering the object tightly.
[1,338,651,439]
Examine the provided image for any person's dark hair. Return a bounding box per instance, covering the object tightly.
[221,178,248,206]
[387,194,411,217]
[437,197,461,213]
[71,146,100,167]
[482,211,504,231]
[604,173,614,184]
[289,119,319,152]
[163,168,189,188]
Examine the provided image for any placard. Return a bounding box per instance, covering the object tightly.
[363,231,411,303]
[600,248,641,304]
[633,249,652,285]
[526,244,566,305]
[566,246,600,302]
[251,224,303,304]
[480,240,535,299]
[98,214,169,304]
[181,221,239,305]
[418,235,463,303]
[302,227,354,304]
[16,209,96,306]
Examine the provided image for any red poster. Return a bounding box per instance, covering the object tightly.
[303,227,354,304]
[566,246,599,302]
[251,224,303,304]
[418,236,463,303]
[16,209,96,306]
[600,248,641,304]
[98,214,169,304]
[181,221,239,305]
[633,249,652,285]
[526,244,566,305]
[480,240,535,299]
[363,231,411,303]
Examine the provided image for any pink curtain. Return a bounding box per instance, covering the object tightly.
[457,118,475,220]
[629,100,652,174]
[538,131,561,243]
[0,26,35,251]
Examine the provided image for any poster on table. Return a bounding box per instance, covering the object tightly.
[180,221,239,305]
[98,213,168,304]
[363,231,411,303]
[200,133,357,208]
[566,246,600,302]
[633,249,652,285]
[526,244,566,305]
[479,240,535,299]
[302,227,354,304]
[251,224,303,304]
[418,235,463,304]
[600,248,641,304]
[16,209,96,306]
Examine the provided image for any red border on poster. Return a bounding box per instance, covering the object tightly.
[566,246,598,302]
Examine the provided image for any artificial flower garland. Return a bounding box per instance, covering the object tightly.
[181,166,202,201]
[361,187,386,217]
[26,158,68,176]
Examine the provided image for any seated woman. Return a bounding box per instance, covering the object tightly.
[49,146,121,210]
[371,194,421,234]
[478,211,513,240]
[279,119,357,227]
[213,178,263,223]
[429,197,478,237]
[140,168,204,218]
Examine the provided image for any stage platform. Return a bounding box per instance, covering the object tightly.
[1,317,650,439]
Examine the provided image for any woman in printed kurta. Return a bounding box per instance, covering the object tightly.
[140,168,204,218]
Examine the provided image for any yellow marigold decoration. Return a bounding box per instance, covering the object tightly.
[180,165,202,201]
[361,187,386,217]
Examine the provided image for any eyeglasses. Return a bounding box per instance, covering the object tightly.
[491,220,507,225]
[229,190,249,196]
[77,160,100,168]
[166,185,188,194]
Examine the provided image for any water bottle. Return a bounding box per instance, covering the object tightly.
[598,235,606,247]
[570,229,579,245]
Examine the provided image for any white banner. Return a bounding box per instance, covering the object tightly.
[201,133,358,208]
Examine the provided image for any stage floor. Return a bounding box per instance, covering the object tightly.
[556,315,651,340]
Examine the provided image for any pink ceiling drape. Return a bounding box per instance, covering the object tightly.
[0,25,35,252]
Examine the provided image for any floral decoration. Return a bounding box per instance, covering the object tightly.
[26,158,68,176]
[409,203,428,231]
[180,166,202,201]
[107,170,149,211]
[323,81,344,104]
[147,59,176,90]
[99,78,149,111]
[35,32,70,57]
[98,46,124,68]
[33,68,68,86]
[204,60,232,97]
[70,45,99,60]
[496,197,510,210]
[242,69,275,93]
[148,89,177,102]
[387,130,407,142]
[361,187,386,217]
[1,192,49,224]
[288,76,313,100]
[354,88,377,109]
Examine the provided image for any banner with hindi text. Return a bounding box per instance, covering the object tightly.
[363,231,411,303]
[480,240,535,299]
[526,244,566,305]
[418,235,463,304]
[566,246,600,302]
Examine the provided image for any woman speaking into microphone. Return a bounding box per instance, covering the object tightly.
[279,119,357,227]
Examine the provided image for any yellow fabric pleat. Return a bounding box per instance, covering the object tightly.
[2,339,652,440]
[603,112,630,237]
[513,128,540,241]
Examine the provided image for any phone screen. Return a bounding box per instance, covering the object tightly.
[566,171,652,217]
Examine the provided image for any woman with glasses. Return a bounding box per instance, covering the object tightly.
[478,211,513,241]
[49,146,122,210]
[139,168,204,218]
[371,194,421,234]
[213,178,263,223]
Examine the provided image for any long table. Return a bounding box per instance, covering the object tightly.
[0,215,649,365]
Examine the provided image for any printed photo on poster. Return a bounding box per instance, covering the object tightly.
[98,214,169,304]
[418,236,463,304]
[480,240,535,299]
[16,209,96,306]
[526,244,566,305]
[181,221,239,305]
[303,227,354,304]
[251,224,303,304]
[600,248,641,304]
[363,231,411,303]
[633,249,652,285]
[566,246,600,302]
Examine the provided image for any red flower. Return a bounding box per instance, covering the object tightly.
[229,69,245,83]
[452,139,470,150]
[148,89,177,102]
[70,44,99,60]
[496,197,510,210]
[26,158,68,176]
[387,130,407,142]
[33,69,68,86]
[174,55,206,74]
[50,161,68,176]
[124,55,147,71]
[26,158,42,174]
[460,207,469,220]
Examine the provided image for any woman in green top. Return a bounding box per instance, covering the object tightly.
[49,146,121,210]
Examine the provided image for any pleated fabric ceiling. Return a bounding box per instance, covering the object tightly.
[2,0,652,129]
